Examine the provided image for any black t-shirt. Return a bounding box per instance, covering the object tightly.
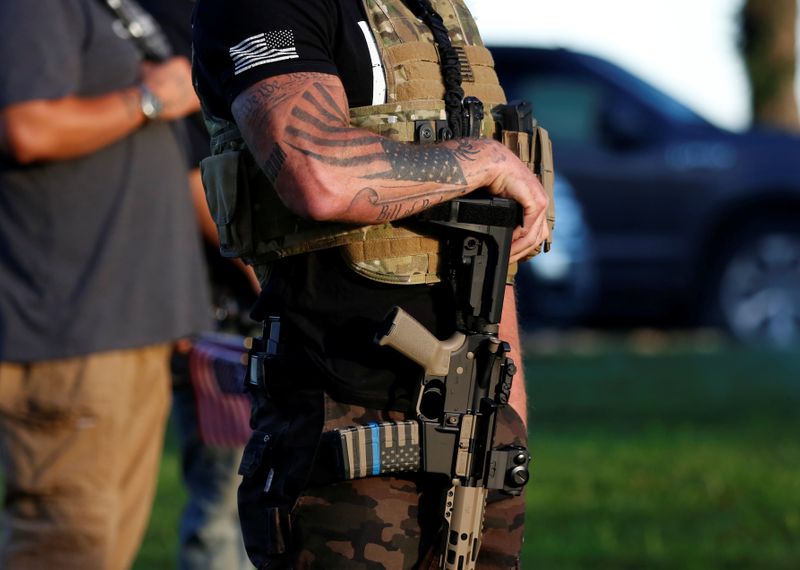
[193,0,455,410]
[193,0,375,118]
[0,0,210,361]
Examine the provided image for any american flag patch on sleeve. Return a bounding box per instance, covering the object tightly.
[229,30,299,75]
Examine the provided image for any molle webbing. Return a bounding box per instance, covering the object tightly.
[405,0,466,136]
[501,125,556,254]
[363,0,506,108]
[341,226,443,284]
[347,99,498,144]
[336,0,508,285]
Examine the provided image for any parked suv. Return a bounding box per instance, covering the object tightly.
[492,46,800,347]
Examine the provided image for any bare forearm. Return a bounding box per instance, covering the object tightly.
[2,57,199,165]
[1,89,145,163]
[232,71,550,263]
[189,168,221,245]
[287,133,505,224]
[499,286,527,427]
[189,168,261,292]
[234,73,507,224]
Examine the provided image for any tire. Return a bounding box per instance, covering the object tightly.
[704,220,800,348]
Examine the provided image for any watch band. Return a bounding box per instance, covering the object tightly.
[138,84,163,121]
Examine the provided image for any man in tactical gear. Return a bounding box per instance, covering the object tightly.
[192,0,552,567]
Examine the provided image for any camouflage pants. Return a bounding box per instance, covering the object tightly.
[239,390,526,570]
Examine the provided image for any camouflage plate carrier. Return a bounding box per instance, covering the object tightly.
[199,0,555,287]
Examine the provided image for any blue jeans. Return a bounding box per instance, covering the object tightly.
[172,382,253,570]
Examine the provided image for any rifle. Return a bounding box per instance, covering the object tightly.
[375,196,531,570]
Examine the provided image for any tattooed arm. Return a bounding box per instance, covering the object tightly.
[232,72,549,262]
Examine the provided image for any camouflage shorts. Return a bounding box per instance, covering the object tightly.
[239,390,527,570]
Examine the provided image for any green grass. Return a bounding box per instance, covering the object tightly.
[133,429,186,569]
[135,344,800,568]
[4,340,798,568]
[523,425,800,569]
[520,343,800,569]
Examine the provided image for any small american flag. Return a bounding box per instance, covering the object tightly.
[230,30,299,75]
[188,335,253,447]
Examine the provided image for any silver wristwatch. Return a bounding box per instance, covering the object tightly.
[138,84,163,121]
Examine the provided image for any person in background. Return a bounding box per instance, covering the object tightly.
[0,1,210,568]
[139,1,257,568]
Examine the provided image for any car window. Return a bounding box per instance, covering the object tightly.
[509,76,605,145]
[583,55,709,126]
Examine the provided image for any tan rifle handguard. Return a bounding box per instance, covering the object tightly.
[442,483,489,570]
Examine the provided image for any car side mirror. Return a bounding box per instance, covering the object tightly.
[600,98,651,150]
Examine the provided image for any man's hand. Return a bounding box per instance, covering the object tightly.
[188,168,262,293]
[0,56,201,164]
[140,57,200,121]
[484,144,550,263]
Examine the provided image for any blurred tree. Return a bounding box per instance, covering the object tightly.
[740,0,800,131]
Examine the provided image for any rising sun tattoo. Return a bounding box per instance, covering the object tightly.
[284,82,470,186]
[262,144,286,185]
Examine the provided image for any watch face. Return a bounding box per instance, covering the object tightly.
[140,87,163,120]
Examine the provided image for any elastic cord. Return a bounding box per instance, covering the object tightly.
[406,0,465,137]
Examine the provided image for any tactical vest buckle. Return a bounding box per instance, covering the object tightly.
[415,119,452,143]
[462,96,484,139]
[247,316,283,391]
